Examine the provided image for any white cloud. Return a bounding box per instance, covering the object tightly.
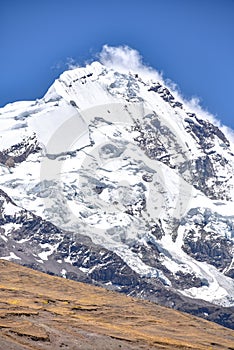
[180,96,234,144]
[66,57,80,70]
[185,97,218,124]
[98,45,162,81]
[164,78,234,145]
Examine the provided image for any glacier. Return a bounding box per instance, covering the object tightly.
[0,56,234,327]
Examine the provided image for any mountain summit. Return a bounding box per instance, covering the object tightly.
[0,51,233,328]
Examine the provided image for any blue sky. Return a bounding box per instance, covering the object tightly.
[1,0,234,128]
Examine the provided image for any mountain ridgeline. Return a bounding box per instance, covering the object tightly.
[0,60,233,329]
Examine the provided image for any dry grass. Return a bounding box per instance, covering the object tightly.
[0,260,233,350]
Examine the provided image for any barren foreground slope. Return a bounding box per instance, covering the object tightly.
[0,260,233,350]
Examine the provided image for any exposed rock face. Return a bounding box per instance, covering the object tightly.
[181,208,233,271]
[0,187,233,329]
[0,134,40,168]
[0,61,234,329]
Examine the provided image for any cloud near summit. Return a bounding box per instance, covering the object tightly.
[97,45,234,146]
[67,44,234,148]
[98,45,162,81]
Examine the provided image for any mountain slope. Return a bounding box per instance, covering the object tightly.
[1,187,233,330]
[0,260,234,350]
[0,59,234,327]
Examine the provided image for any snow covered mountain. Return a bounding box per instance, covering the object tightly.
[0,54,234,328]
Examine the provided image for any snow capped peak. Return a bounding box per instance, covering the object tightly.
[59,60,105,83]
[0,48,234,323]
[43,46,165,108]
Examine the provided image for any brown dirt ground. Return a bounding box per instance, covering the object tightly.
[0,260,233,350]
